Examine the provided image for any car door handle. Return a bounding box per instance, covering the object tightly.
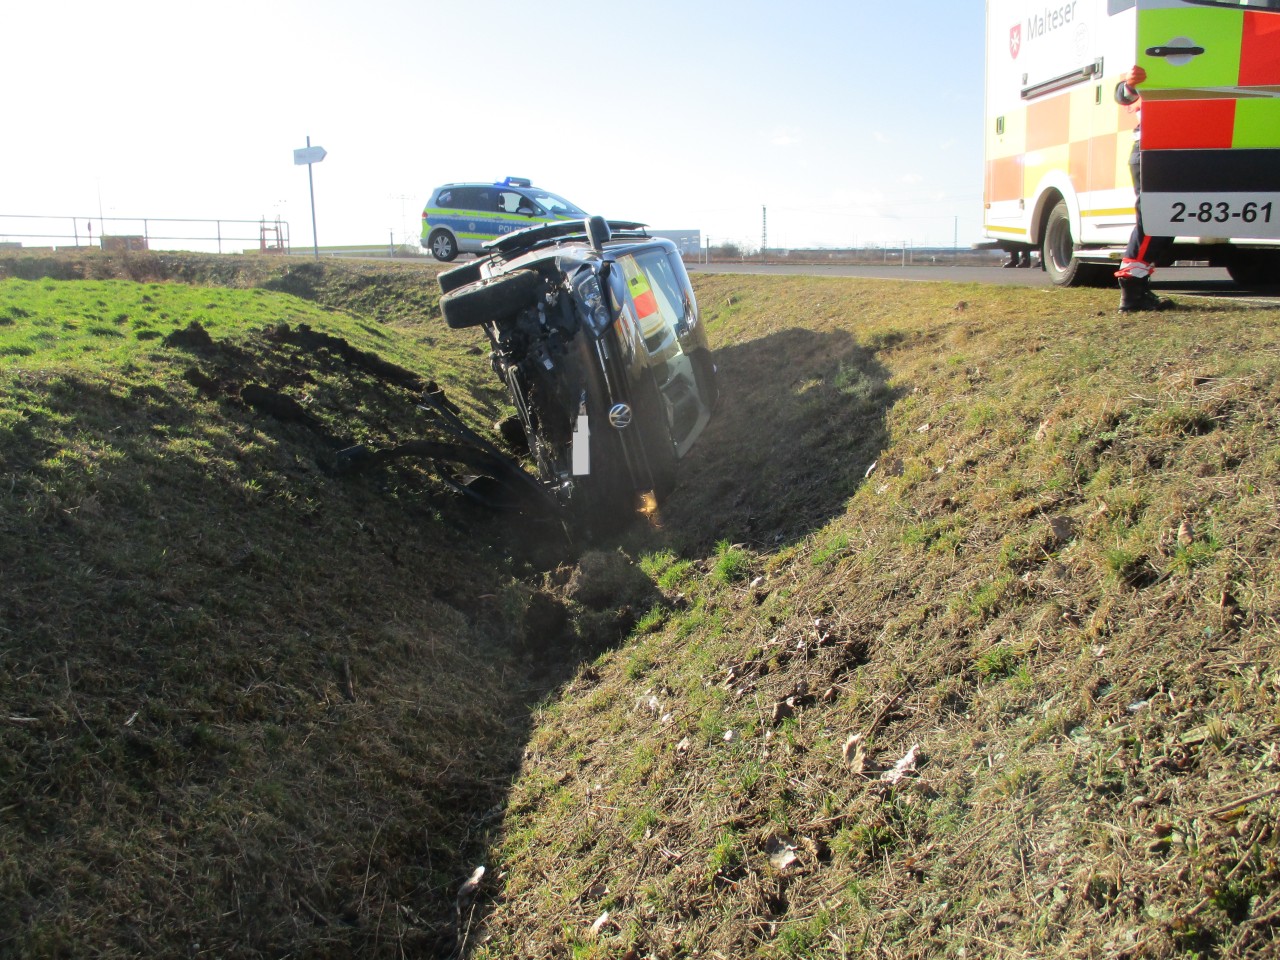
[1146,44,1205,58]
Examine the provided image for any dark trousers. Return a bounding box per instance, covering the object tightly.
[1122,141,1174,269]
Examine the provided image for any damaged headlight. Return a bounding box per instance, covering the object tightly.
[570,268,611,336]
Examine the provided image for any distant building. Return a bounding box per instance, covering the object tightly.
[647,229,701,256]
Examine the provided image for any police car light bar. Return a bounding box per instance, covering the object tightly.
[501,177,533,188]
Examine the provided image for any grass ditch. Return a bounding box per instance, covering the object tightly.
[475,274,1280,959]
[2,252,1279,958]
[0,252,655,957]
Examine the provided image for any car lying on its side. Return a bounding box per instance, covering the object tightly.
[421,177,587,262]
[437,216,717,532]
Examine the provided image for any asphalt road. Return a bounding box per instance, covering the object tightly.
[689,261,1280,307]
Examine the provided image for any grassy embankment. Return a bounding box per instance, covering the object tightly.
[475,275,1280,959]
[0,253,592,958]
[2,252,1278,958]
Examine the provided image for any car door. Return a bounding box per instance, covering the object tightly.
[495,190,538,237]
[1135,0,1280,238]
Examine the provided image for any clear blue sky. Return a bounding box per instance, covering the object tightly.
[4,1,985,253]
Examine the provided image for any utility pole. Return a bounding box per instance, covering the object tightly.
[761,206,768,262]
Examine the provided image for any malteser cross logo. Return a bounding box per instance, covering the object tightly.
[1010,23,1022,59]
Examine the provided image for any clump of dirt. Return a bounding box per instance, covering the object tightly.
[162,319,215,350]
[565,549,660,611]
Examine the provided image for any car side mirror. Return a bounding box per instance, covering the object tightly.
[517,207,536,217]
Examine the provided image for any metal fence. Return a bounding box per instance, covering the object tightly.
[0,214,291,256]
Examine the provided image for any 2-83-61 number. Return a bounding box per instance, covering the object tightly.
[1171,201,1274,225]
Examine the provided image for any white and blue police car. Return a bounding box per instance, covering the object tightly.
[420,178,587,262]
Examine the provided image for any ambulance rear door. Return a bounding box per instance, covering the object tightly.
[1136,0,1280,239]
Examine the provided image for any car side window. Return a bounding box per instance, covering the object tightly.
[448,188,491,212]
[436,190,455,207]
[498,191,538,214]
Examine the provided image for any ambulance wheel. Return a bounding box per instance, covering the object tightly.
[438,260,483,294]
[440,269,539,329]
[1042,200,1084,286]
[1227,251,1280,290]
[428,229,458,262]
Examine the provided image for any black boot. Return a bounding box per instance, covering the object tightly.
[1118,276,1174,312]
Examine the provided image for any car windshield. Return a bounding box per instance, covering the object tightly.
[529,191,586,217]
[611,249,690,353]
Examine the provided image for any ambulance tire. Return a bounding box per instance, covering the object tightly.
[1041,200,1086,287]
[440,269,539,329]
[438,260,483,294]
[1227,251,1280,291]
[428,229,459,262]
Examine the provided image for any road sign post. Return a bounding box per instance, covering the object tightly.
[293,137,327,260]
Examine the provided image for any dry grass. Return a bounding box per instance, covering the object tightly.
[3,252,1278,959]
[0,252,581,958]
[474,276,1280,959]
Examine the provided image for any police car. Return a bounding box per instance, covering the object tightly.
[420,178,588,262]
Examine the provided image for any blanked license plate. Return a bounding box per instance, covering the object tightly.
[1143,193,1280,241]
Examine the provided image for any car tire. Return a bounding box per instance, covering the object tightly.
[438,260,483,294]
[440,270,539,330]
[428,229,459,263]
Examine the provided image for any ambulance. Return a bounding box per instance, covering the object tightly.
[983,0,1280,287]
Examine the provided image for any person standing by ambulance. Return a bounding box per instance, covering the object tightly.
[1115,65,1176,312]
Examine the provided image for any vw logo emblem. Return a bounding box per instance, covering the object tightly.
[608,403,633,429]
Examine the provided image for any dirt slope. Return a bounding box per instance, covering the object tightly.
[471,274,1280,959]
[0,253,607,958]
[3,252,1278,959]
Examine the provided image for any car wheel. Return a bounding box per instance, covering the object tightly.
[428,229,458,262]
[1227,251,1280,290]
[437,260,483,294]
[440,269,539,329]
